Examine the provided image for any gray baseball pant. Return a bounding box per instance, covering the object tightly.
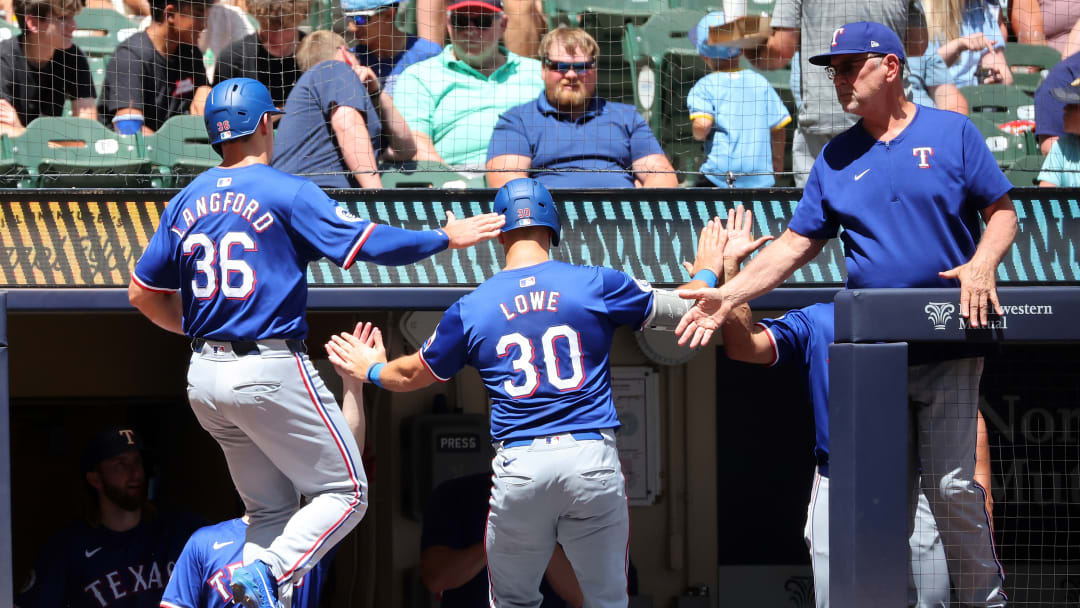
[187,340,368,602]
[486,429,628,608]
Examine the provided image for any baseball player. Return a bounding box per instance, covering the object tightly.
[127,77,503,608]
[323,178,726,608]
[17,427,204,608]
[677,24,1015,606]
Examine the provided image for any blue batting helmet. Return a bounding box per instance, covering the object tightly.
[493,178,560,246]
[203,78,284,145]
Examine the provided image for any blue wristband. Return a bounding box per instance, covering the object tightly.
[692,269,718,288]
[367,362,386,388]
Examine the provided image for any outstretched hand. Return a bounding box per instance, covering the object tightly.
[325,321,387,383]
[673,288,729,348]
[682,217,726,277]
[939,259,1002,328]
[441,210,506,249]
[722,206,773,264]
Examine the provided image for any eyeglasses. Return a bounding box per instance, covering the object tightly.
[449,12,497,29]
[350,4,394,26]
[824,53,887,81]
[542,58,596,74]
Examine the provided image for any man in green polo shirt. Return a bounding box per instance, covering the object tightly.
[390,0,542,170]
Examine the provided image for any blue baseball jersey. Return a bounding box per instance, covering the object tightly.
[788,105,1013,289]
[17,513,204,608]
[419,261,655,440]
[159,519,335,608]
[758,303,834,475]
[133,164,447,340]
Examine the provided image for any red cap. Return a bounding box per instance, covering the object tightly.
[447,0,503,11]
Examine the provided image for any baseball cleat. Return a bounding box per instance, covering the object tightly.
[230,561,282,608]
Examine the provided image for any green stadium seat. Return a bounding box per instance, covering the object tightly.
[1005,43,1061,94]
[146,114,221,187]
[378,161,486,188]
[394,0,417,35]
[968,114,1036,169]
[960,84,1034,122]
[12,116,156,187]
[87,55,109,89]
[1004,154,1046,187]
[72,8,139,57]
[0,19,20,41]
[623,9,701,135]
[0,133,25,186]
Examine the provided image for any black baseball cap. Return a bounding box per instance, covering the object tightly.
[81,427,144,473]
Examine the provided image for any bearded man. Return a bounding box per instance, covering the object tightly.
[486,26,677,188]
[17,427,204,608]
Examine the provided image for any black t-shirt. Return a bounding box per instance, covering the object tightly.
[213,32,303,108]
[0,37,96,126]
[98,31,208,132]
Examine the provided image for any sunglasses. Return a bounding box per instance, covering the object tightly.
[449,13,497,29]
[350,4,394,26]
[824,53,887,81]
[542,58,596,74]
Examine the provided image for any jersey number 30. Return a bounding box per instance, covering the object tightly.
[496,325,584,398]
[182,232,257,299]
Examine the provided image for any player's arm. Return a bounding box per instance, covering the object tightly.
[544,544,584,608]
[717,207,777,364]
[938,195,1018,327]
[331,105,383,188]
[326,323,439,392]
[128,280,184,335]
[420,543,486,593]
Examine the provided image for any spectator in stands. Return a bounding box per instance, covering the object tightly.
[1010,0,1080,55]
[0,0,97,136]
[1037,81,1080,187]
[486,27,675,188]
[685,12,790,188]
[199,0,256,79]
[272,30,415,188]
[17,427,204,608]
[743,0,927,187]
[344,0,441,96]
[907,51,969,113]
[1034,48,1080,154]
[213,0,308,108]
[421,472,584,608]
[391,0,542,170]
[98,0,210,134]
[414,0,544,58]
[925,0,1013,88]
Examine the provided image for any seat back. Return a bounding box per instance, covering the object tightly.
[147,114,222,187]
[12,116,153,187]
[961,84,1035,122]
[72,8,139,57]
[968,114,1036,169]
[1003,154,1046,187]
[379,161,485,189]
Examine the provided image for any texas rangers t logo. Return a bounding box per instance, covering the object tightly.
[831,27,845,46]
[913,146,934,168]
[118,429,136,445]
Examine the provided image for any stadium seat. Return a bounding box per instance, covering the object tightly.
[960,84,1034,122]
[12,116,156,187]
[87,55,109,89]
[0,19,20,41]
[72,8,139,57]
[968,114,1036,169]
[623,9,702,137]
[1004,154,1046,187]
[1005,43,1061,94]
[394,0,417,35]
[0,134,25,186]
[544,0,670,28]
[146,114,221,187]
[378,161,486,188]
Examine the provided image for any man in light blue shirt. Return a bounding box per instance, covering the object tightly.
[390,0,542,170]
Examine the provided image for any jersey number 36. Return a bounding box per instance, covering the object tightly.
[182,232,257,300]
[496,325,585,398]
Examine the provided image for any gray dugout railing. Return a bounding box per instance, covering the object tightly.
[830,287,1080,607]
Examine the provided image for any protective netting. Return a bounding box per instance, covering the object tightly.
[0,0,1075,188]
